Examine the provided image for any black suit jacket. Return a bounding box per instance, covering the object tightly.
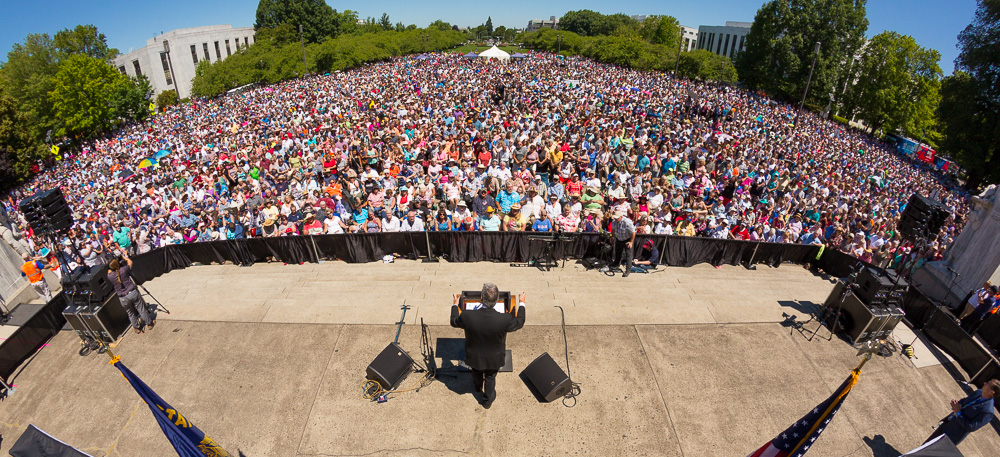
[450,304,526,371]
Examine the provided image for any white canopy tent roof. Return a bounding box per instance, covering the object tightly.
[478,46,510,61]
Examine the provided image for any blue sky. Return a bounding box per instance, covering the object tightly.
[0,0,978,74]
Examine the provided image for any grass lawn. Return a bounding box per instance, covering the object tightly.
[451,44,532,54]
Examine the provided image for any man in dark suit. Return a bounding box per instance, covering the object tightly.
[450,283,526,409]
[925,378,999,445]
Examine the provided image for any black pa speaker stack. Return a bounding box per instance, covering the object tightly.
[898,194,949,242]
[824,268,908,345]
[17,188,73,235]
[62,293,131,344]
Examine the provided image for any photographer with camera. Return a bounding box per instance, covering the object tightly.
[107,253,154,334]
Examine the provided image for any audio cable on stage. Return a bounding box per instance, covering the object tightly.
[555,305,582,408]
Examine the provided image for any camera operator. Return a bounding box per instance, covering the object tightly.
[107,253,154,334]
[450,284,526,409]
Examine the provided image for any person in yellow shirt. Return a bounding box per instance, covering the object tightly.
[675,216,697,236]
[502,203,528,231]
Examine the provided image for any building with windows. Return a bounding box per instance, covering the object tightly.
[113,25,255,99]
[697,21,751,59]
[527,16,559,31]
[681,26,698,52]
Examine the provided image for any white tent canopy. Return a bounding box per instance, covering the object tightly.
[478,46,510,61]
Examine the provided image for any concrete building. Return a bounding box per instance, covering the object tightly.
[681,25,698,52]
[113,25,255,99]
[527,16,559,31]
[697,21,751,59]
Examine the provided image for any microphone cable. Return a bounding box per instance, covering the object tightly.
[555,305,582,407]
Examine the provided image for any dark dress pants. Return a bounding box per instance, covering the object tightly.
[613,238,633,270]
[472,368,498,404]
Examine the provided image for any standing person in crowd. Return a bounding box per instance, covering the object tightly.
[960,285,999,335]
[107,254,154,334]
[958,282,993,320]
[20,252,52,303]
[602,209,636,277]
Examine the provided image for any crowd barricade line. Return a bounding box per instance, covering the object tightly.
[6,235,997,385]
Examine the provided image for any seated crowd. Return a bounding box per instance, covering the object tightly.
[4,52,968,275]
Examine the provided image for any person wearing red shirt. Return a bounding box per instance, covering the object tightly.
[477,149,492,168]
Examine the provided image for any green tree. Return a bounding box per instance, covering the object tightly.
[254,0,351,42]
[937,0,1000,189]
[48,54,129,137]
[736,0,869,108]
[638,15,680,47]
[379,13,392,31]
[559,10,638,37]
[0,33,60,139]
[838,31,941,136]
[109,74,152,124]
[0,88,47,188]
[678,49,739,82]
[486,17,494,35]
[53,24,118,60]
[155,89,179,108]
[429,20,452,31]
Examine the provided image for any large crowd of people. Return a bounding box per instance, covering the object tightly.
[3,52,969,275]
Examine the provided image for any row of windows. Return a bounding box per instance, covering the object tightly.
[190,36,252,64]
[116,36,254,85]
[697,31,746,58]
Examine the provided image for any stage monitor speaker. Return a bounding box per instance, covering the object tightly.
[62,264,114,305]
[366,342,414,391]
[76,294,131,344]
[854,267,895,306]
[823,282,877,344]
[520,352,572,403]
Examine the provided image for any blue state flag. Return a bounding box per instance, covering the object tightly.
[114,359,231,457]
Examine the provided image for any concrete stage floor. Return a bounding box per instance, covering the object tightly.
[0,260,997,457]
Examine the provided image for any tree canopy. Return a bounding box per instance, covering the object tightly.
[254,0,358,43]
[0,24,149,186]
[558,10,637,37]
[937,0,1000,189]
[838,31,942,139]
[0,88,47,189]
[736,0,869,108]
[48,54,144,138]
[191,28,466,98]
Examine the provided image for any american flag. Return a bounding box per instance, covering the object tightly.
[747,368,861,457]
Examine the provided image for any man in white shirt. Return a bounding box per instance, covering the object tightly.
[382,213,401,232]
[452,200,473,222]
[401,211,425,231]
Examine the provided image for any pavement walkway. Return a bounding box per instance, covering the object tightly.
[0,260,996,457]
